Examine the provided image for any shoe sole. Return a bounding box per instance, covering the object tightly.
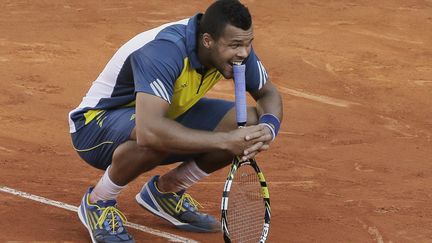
[135,185,219,233]
[78,204,97,243]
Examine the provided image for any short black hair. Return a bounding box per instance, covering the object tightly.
[199,0,252,40]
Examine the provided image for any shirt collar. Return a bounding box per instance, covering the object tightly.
[185,13,203,69]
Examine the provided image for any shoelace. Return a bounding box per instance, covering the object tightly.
[97,206,128,233]
[175,193,203,213]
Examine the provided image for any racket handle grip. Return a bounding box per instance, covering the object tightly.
[233,64,247,127]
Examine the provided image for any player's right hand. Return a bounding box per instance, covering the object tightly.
[224,125,268,158]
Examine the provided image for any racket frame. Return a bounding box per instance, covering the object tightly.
[221,157,271,243]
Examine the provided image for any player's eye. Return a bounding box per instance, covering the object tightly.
[230,43,241,49]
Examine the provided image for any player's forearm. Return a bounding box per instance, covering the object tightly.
[250,81,283,143]
[136,118,228,154]
[256,92,283,121]
[255,83,283,121]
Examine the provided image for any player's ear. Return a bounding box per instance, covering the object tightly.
[202,33,214,49]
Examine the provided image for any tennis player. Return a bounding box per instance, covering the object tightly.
[68,0,283,242]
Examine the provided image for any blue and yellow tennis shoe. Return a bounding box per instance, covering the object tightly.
[135,175,220,233]
[78,187,134,243]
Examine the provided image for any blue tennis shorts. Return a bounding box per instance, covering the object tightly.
[71,98,234,170]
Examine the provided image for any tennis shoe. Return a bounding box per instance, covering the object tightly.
[135,175,220,233]
[78,187,134,243]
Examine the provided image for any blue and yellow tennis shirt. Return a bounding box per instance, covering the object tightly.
[68,14,269,133]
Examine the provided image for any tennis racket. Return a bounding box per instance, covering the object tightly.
[221,63,271,243]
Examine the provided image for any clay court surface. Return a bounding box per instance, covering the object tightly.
[1,0,432,242]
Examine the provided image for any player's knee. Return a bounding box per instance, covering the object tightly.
[214,105,259,132]
[113,143,167,171]
[136,146,167,166]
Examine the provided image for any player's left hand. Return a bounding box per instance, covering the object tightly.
[241,124,273,160]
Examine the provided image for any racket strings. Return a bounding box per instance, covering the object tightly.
[227,167,265,242]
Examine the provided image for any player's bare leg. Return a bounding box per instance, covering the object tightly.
[109,136,168,186]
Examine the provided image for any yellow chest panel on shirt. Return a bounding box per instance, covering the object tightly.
[167,58,224,119]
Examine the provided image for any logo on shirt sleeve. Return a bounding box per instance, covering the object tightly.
[257,61,268,89]
[150,79,171,103]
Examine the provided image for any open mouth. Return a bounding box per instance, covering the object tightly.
[226,61,243,77]
[231,61,243,66]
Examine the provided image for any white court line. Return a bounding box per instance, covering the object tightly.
[0,186,198,243]
[210,85,360,108]
[277,85,361,108]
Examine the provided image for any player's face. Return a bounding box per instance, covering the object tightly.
[210,24,254,79]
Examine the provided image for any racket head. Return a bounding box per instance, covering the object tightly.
[221,158,271,243]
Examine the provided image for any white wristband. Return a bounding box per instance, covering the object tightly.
[260,123,276,142]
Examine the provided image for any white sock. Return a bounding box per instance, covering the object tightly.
[158,160,209,193]
[90,166,126,203]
